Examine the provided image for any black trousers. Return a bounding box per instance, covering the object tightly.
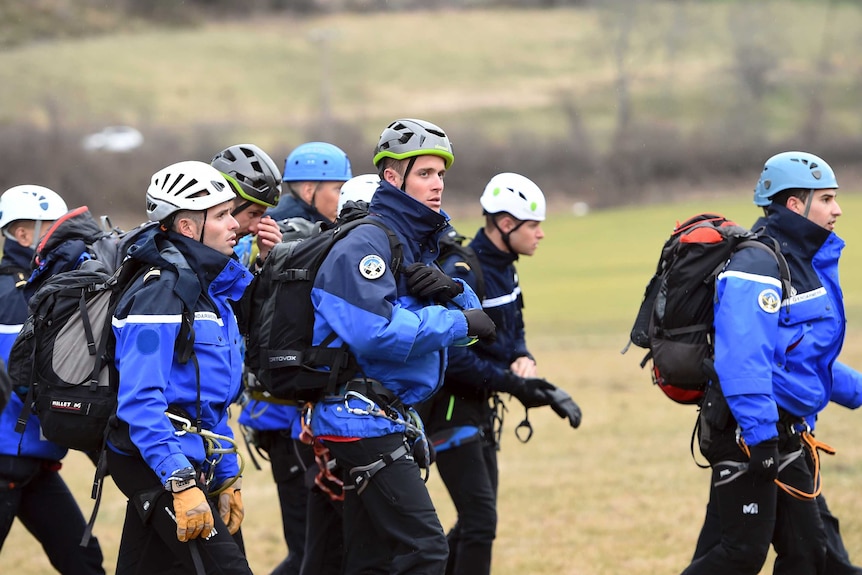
[260,430,315,575]
[0,454,105,574]
[106,449,251,575]
[300,476,344,575]
[324,433,448,575]
[683,425,826,575]
[435,431,498,575]
[693,475,862,574]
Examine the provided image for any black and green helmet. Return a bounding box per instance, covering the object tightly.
[211,144,282,208]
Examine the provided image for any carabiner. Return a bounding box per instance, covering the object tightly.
[343,390,378,416]
[515,417,534,443]
[165,411,194,436]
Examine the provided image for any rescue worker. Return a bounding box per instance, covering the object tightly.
[306,118,496,574]
[423,172,581,575]
[106,161,252,574]
[211,143,284,270]
[0,185,105,574]
[682,151,862,575]
[266,142,352,224]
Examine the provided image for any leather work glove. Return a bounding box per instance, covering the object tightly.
[172,487,214,542]
[510,377,556,409]
[544,386,582,429]
[217,478,244,535]
[404,262,464,304]
[747,438,779,482]
[462,309,497,344]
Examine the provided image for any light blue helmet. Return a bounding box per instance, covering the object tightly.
[282,142,352,183]
[753,151,838,207]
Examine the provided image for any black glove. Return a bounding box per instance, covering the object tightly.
[509,377,555,409]
[747,438,779,482]
[404,263,464,303]
[462,309,497,343]
[544,387,582,429]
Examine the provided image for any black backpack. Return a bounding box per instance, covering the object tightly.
[11,263,148,451]
[437,229,486,301]
[9,213,161,450]
[624,213,791,404]
[244,217,403,401]
[8,251,197,546]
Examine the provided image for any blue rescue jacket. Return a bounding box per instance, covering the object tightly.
[109,231,252,487]
[715,204,862,447]
[0,241,66,460]
[309,181,479,439]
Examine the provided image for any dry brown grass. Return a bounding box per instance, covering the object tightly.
[9,333,862,574]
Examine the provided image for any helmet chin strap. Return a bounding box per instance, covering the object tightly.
[400,157,417,193]
[801,189,814,219]
[491,213,524,254]
[31,220,43,251]
[199,211,208,243]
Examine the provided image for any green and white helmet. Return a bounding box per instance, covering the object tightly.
[480,172,546,221]
[146,161,236,222]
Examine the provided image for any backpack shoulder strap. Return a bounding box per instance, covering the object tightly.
[737,237,792,298]
[352,219,404,277]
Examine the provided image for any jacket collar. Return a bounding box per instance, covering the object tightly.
[470,227,519,266]
[1,240,34,270]
[762,204,833,260]
[367,181,449,245]
[129,229,250,305]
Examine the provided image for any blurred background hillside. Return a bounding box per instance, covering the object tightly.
[1,0,861,219]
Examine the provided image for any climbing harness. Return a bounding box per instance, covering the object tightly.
[166,411,245,496]
[737,422,835,501]
[303,378,433,495]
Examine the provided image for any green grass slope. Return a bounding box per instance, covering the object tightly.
[1,2,861,151]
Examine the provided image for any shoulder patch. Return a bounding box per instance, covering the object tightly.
[758,288,781,313]
[358,254,386,280]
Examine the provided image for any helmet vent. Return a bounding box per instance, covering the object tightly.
[175,178,198,195]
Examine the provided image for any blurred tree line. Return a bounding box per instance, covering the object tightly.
[1,0,860,216]
[0,0,590,47]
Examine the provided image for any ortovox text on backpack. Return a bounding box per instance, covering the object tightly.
[244,218,403,402]
[625,213,790,404]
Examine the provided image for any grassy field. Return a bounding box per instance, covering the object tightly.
[1,2,861,151]
[8,189,862,574]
